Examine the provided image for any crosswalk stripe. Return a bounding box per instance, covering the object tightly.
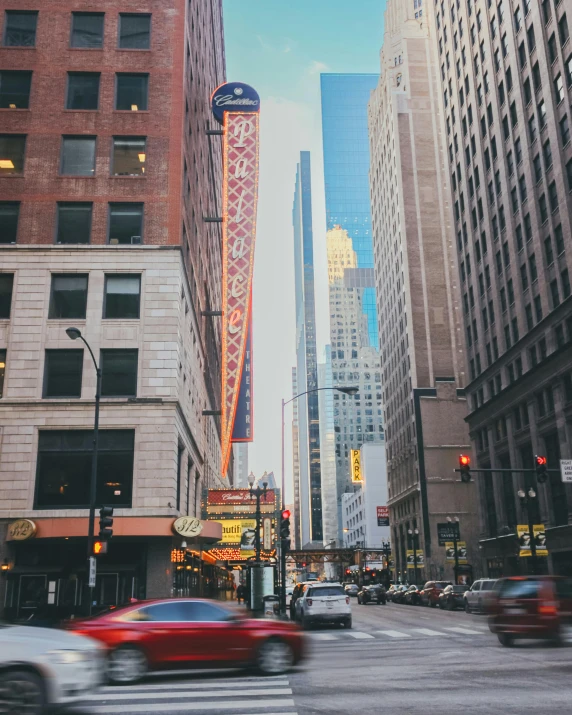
[309,633,337,640]
[444,627,484,635]
[411,628,446,636]
[90,688,292,702]
[87,699,297,713]
[347,631,375,639]
[100,679,289,693]
[376,630,411,638]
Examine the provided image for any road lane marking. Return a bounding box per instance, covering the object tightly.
[101,679,289,692]
[347,631,375,639]
[444,627,484,635]
[87,699,297,713]
[89,688,292,701]
[411,628,447,636]
[376,630,411,638]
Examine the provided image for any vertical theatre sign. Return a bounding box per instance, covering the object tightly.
[211,82,260,476]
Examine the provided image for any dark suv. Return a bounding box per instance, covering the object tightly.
[489,576,572,646]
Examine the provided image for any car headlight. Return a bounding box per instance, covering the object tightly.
[47,649,91,664]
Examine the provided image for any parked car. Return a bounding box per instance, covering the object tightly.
[489,576,572,647]
[0,623,103,714]
[295,583,352,629]
[392,585,409,604]
[285,586,294,607]
[404,585,422,606]
[386,585,399,601]
[290,582,311,621]
[357,585,387,605]
[464,579,498,614]
[438,585,466,610]
[69,598,305,683]
[344,583,359,598]
[419,581,452,607]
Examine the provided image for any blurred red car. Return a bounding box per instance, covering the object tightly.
[68,598,304,683]
[419,581,452,607]
[489,576,572,646]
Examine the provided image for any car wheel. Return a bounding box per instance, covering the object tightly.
[0,669,46,715]
[446,600,454,611]
[257,637,294,675]
[107,645,148,685]
[497,633,514,647]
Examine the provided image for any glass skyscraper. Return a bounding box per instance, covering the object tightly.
[321,73,379,347]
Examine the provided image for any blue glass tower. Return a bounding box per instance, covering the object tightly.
[320,73,379,347]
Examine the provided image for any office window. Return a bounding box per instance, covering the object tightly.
[0,135,26,175]
[555,224,565,255]
[49,274,88,319]
[0,202,19,244]
[555,74,564,103]
[545,236,554,265]
[562,269,571,299]
[559,13,569,47]
[35,429,134,509]
[533,154,542,183]
[3,10,37,47]
[562,115,570,146]
[0,274,14,318]
[101,349,138,397]
[0,348,4,398]
[108,203,143,244]
[549,181,559,212]
[70,12,104,48]
[551,279,560,307]
[104,275,141,319]
[0,71,31,109]
[56,202,92,244]
[43,350,83,398]
[60,136,96,176]
[112,137,146,176]
[66,73,100,110]
[115,74,148,111]
[534,295,543,322]
[118,14,151,49]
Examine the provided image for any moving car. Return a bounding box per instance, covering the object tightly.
[489,576,572,647]
[344,583,359,598]
[438,585,466,610]
[357,585,387,605]
[69,598,304,683]
[404,585,422,606]
[419,581,452,607]
[464,579,498,614]
[0,623,103,714]
[295,583,351,629]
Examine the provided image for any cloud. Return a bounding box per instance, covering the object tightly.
[256,34,273,51]
[307,60,329,75]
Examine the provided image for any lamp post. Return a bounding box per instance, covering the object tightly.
[447,516,461,584]
[408,528,419,583]
[66,327,101,616]
[381,540,391,587]
[518,487,538,575]
[248,474,267,613]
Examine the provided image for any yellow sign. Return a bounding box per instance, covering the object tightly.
[172,517,204,538]
[7,519,36,541]
[517,524,548,557]
[445,541,468,564]
[518,524,532,557]
[351,449,362,482]
[534,524,548,556]
[406,550,425,568]
[213,519,256,550]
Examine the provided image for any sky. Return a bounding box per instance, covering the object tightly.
[223,0,386,501]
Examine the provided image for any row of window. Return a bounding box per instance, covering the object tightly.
[1,11,151,50]
[0,71,149,111]
[0,201,144,246]
[0,273,141,320]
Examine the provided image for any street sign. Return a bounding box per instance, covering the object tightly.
[263,517,272,551]
[377,506,389,526]
[561,459,572,483]
[437,522,460,545]
[88,557,96,588]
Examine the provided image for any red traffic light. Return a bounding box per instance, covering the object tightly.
[536,455,547,466]
[459,455,471,467]
[281,509,291,520]
[93,540,107,555]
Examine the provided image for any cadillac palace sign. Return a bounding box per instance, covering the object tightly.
[211,82,260,476]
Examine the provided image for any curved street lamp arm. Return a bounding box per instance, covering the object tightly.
[79,335,100,374]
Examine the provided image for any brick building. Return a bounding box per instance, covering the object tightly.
[0,1,230,618]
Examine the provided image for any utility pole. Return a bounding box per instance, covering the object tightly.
[248,475,267,613]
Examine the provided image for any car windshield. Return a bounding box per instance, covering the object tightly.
[498,580,541,600]
[308,586,345,597]
[452,586,466,593]
[482,580,497,590]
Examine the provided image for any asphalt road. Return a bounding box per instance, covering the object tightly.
[72,601,572,715]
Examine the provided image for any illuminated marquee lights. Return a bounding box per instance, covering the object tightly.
[212,82,261,478]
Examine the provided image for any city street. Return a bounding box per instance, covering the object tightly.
[71,602,572,715]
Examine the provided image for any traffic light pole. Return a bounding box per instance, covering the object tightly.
[86,357,101,616]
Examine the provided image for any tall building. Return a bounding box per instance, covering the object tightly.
[292,152,323,545]
[291,367,302,550]
[321,74,386,543]
[368,0,480,583]
[428,0,572,576]
[0,1,226,617]
[232,444,249,489]
[317,347,338,544]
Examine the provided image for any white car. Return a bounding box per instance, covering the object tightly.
[464,579,498,613]
[295,582,352,629]
[0,623,104,714]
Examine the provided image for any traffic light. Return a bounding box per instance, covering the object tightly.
[98,505,114,550]
[459,454,471,483]
[93,540,107,555]
[535,455,548,484]
[280,509,291,552]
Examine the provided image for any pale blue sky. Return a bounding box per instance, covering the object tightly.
[223,1,386,497]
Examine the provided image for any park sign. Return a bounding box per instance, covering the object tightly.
[211,82,260,477]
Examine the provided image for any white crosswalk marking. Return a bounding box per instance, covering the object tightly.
[376,630,411,638]
[347,631,375,639]
[444,627,483,635]
[87,700,297,713]
[309,633,338,640]
[89,687,293,701]
[410,628,446,636]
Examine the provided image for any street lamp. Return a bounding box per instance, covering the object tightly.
[447,516,461,584]
[408,528,420,583]
[248,475,268,613]
[518,488,538,575]
[66,327,101,615]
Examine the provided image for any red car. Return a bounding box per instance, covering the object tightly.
[489,576,572,646]
[419,581,452,607]
[68,598,305,683]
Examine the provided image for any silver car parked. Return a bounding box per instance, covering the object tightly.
[464,579,498,613]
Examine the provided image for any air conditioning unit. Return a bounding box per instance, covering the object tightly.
[130,236,141,244]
